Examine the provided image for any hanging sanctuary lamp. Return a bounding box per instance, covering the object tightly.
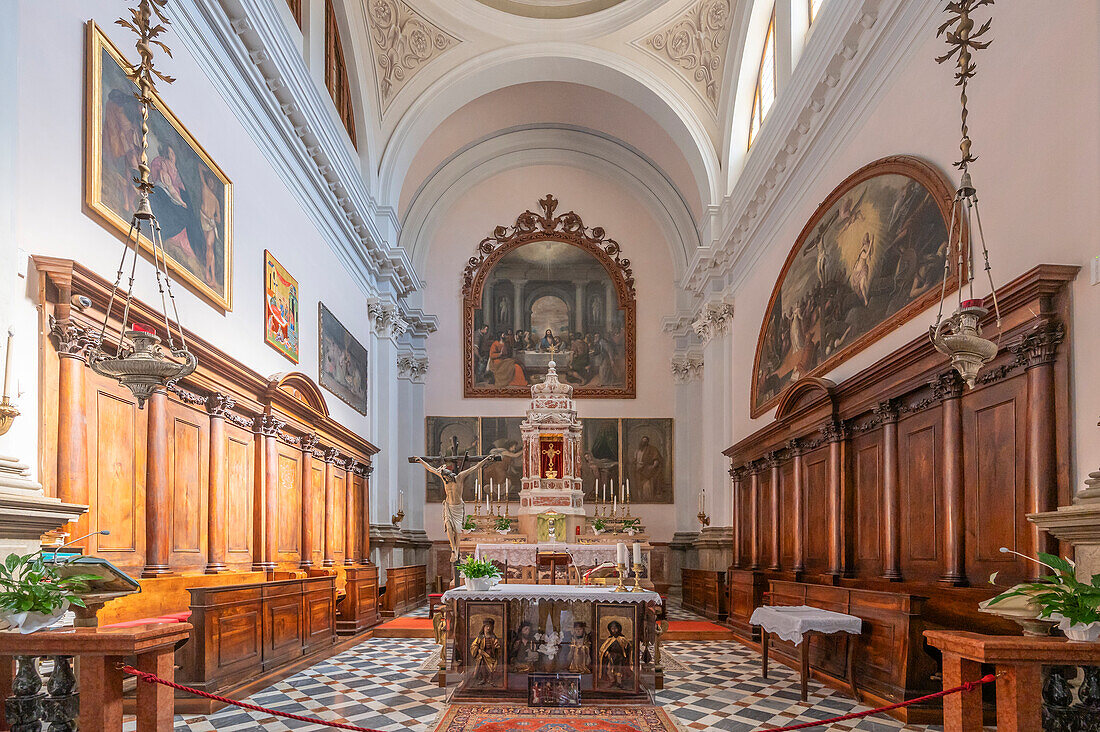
[928,0,1001,388]
[88,0,197,407]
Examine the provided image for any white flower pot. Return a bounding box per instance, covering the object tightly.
[464,576,496,592]
[1051,614,1100,642]
[496,528,511,535]
[0,600,69,634]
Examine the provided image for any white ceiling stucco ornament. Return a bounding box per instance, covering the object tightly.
[365,0,459,113]
[636,0,733,111]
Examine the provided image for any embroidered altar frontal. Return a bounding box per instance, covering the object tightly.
[433,704,682,732]
[442,585,661,704]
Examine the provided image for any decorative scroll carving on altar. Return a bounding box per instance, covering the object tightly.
[462,194,637,399]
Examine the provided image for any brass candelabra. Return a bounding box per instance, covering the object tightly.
[612,563,628,592]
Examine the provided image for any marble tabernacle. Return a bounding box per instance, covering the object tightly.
[441,584,661,704]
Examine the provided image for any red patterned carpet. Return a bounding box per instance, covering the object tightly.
[433,705,683,732]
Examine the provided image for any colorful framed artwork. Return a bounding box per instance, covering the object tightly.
[318,303,368,415]
[463,195,636,399]
[594,603,638,692]
[86,21,233,311]
[529,673,581,707]
[751,156,958,417]
[264,251,299,362]
[464,601,508,691]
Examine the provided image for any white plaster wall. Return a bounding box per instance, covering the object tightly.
[420,164,685,541]
[4,0,384,483]
[728,1,1100,489]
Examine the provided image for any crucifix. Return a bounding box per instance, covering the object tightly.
[408,451,501,587]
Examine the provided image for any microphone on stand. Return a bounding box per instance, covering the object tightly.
[43,530,111,563]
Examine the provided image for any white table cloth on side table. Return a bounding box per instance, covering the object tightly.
[749,605,863,702]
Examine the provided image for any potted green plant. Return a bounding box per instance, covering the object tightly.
[0,553,100,634]
[462,515,477,532]
[494,515,511,534]
[622,518,641,536]
[457,556,502,592]
[592,517,606,535]
[986,548,1100,642]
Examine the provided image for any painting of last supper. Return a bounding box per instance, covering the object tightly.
[466,239,633,398]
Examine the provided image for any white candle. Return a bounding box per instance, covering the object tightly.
[505,478,510,498]
[476,481,481,501]
[399,489,405,512]
[698,489,703,513]
[626,480,630,500]
[613,494,617,514]
[1,329,12,400]
[616,542,627,565]
[632,542,642,565]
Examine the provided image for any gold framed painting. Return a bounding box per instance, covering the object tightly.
[85,21,233,311]
[264,251,299,363]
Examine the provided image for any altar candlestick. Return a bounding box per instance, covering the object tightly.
[399,489,405,512]
[505,478,509,499]
[612,493,617,515]
[626,480,630,501]
[632,542,642,565]
[616,542,627,565]
[2,329,12,399]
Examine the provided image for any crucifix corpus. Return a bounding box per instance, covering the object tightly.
[408,452,502,583]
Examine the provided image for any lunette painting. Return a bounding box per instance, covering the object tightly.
[264,251,299,363]
[86,22,232,310]
[751,156,956,416]
[319,303,368,415]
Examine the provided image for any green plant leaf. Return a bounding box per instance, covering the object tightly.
[1038,552,1075,577]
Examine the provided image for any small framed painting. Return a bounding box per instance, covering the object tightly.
[529,673,581,707]
[465,601,508,691]
[264,251,299,363]
[594,603,638,692]
[85,21,233,311]
[318,303,368,415]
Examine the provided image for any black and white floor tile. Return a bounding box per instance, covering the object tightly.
[126,601,937,731]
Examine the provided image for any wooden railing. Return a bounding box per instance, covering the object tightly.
[0,623,192,731]
[925,630,1100,731]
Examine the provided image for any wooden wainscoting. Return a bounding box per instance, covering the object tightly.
[381,564,427,617]
[680,568,728,621]
[337,564,380,634]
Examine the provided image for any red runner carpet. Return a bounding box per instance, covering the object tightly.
[433,704,682,732]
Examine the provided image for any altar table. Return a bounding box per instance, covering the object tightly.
[474,543,649,583]
[751,605,862,702]
[441,584,660,704]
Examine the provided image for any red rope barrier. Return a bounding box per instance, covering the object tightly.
[121,666,387,732]
[756,673,996,731]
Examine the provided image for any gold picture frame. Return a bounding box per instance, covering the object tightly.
[85,21,234,311]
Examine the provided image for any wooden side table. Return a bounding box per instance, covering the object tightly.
[751,605,863,702]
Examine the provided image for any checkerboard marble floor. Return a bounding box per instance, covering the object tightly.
[128,601,939,731]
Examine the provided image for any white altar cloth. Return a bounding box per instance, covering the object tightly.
[750,605,862,646]
[474,543,626,567]
[443,583,661,604]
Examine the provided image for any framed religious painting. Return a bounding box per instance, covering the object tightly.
[463,195,636,398]
[318,303,368,415]
[480,417,524,501]
[86,21,233,311]
[580,418,620,502]
[424,417,480,502]
[594,604,638,693]
[264,251,299,362]
[464,601,508,692]
[622,419,673,504]
[751,156,958,417]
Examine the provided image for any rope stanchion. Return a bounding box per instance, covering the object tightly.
[755,673,996,731]
[121,665,387,732]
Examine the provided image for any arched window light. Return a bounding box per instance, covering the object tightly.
[748,9,777,148]
[809,0,824,24]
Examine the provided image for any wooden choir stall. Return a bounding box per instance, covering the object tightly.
[723,264,1077,724]
[28,256,383,706]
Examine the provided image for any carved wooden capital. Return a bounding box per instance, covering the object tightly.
[786,437,807,456]
[48,317,96,360]
[930,371,965,401]
[254,414,285,437]
[873,399,900,423]
[1013,319,1064,369]
[323,447,339,464]
[204,393,236,418]
[764,450,784,469]
[301,433,320,454]
[821,419,849,443]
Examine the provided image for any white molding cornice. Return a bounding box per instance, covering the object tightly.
[172,0,420,298]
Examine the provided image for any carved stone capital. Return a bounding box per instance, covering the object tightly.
[1013,319,1064,369]
[670,354,703,383]
[821,419,848,443]
[48,317,96,360]
[205,393,236,418]
[691,301,735,345]
[397,354,428,382]
[254,414,285,437]
[930,371,965,401]
[367,299,408,340]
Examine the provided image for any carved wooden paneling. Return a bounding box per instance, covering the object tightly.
[780,460,796,568]
[311,465,325,567]
[898,410,941,582]
[168,400,209,571]
[681,569,728,620]
[738,481,752,563]
[333,469,346,563]
[964,380,1027,583]
[337,565,380,634]
[276,446,302,561]
[803,452,828,575]
[91,384,146,571]
[225,425,254,563]
[759,472,775,570]
[852,434,882,577]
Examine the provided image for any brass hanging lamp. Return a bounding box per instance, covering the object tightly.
[928,0,1002,388]
[89,0,197,407]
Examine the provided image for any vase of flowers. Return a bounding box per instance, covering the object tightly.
[462,515,477,533]
[494,516,512,535]
[0,553,99,634]
[458,556,502,592]
[592,517,606,535]
[986,548,1100,642]
[622,518,641,536]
